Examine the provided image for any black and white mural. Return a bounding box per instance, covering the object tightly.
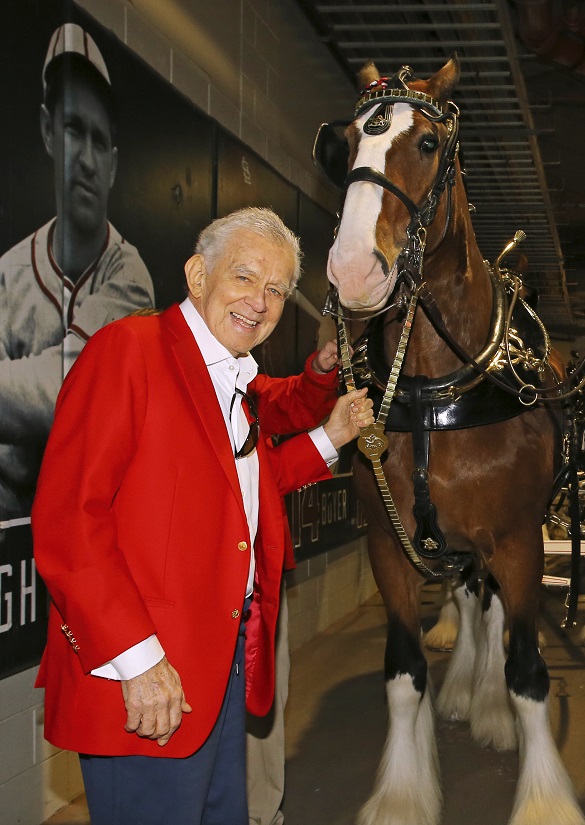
[0,0,365,679]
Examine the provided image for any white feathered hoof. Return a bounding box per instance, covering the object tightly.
[424,597,460,651]
[358,787,441,825]
[509,693,585,825]
[508,792,585,825]
[435,584,478,721]
[423,619,459,652]
[359,677,442,825]
[469,687,518,751]
[436,671,472,722]
[423,585,459,650]
[468,592,517,750]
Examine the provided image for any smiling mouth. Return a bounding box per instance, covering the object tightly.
[231,312,258,329]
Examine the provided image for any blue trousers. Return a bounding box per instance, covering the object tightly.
[80,605,249,825]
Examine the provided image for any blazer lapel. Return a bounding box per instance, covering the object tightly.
[163,305,245,517]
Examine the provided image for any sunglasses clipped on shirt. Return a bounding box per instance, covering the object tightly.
[230,388,260,459]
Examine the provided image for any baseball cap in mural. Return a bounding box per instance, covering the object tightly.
[42,22,111,93]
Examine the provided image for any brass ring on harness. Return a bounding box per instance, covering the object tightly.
[518,383,538,407]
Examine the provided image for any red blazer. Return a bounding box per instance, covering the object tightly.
[250,354,339,570]
[33,304,334,758]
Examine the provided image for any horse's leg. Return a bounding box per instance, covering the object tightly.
[424,579,460,651]
[359,529,441,825]
[436,568,479,721]
[468,574,517,750]
[494,534,585,825]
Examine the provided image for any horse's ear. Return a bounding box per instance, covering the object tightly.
[358,61,380,89]
[426,54,460,101]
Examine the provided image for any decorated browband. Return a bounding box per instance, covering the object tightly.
[355,65,453,120]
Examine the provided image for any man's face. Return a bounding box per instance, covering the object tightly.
[41,73,117,236]
[185,228,295,357]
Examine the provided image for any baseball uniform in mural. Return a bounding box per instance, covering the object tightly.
[0,218,154,519]
[0,23,155,520]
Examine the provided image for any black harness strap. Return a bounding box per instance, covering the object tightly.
[345,166,420,221]
[410,376,448,558]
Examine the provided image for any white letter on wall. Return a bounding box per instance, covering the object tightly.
[20,559,36,625]
[0,564,13,632]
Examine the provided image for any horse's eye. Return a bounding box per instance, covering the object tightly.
[420,136,439,154]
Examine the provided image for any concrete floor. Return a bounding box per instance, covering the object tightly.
[44,578,585,825]
[283,582,585,825]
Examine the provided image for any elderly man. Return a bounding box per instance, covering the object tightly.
[33,207,373,825]
[0,23,153,519]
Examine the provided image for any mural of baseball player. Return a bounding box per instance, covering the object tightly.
[0,23,154,520]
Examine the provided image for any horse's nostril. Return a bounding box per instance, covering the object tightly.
[373,248,389,276]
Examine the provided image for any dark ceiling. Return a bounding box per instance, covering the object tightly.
[296,0,585,341]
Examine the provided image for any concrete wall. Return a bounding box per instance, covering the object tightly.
[0,2,370,823]
[79,0,356,216]
[287,538,377,653]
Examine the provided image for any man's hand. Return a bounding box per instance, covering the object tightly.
[121,657,192,747]
[312,340,341,374]
[323,388,374,449]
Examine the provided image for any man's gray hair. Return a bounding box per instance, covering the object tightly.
[195,207,302,287]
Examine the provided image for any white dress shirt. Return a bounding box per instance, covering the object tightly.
[92,298,337,680]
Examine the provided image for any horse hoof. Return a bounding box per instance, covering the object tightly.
[508,798,585,825]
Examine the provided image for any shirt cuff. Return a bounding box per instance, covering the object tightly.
[90,635,165,680]
[308,425,338,467]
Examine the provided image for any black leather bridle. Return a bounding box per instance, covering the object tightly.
[313,65,461,238]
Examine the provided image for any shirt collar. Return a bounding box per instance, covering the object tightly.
[179,297,258,381]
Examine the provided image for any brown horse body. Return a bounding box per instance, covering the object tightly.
[325,57,584,825]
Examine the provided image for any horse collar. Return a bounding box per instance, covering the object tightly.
[362,262,507,401]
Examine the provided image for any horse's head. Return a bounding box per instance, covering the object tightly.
[321,57,461,311]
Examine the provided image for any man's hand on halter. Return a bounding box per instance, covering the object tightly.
[312,339,341,374]
[323,387,374,449]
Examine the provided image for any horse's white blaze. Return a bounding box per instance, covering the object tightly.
[328,104,414,310]
[509,694,585,825]
[470,592,517,750]
[358,673,441,825]
[436,583,478,722]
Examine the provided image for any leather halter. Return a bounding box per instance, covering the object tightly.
[343,66,461,235]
